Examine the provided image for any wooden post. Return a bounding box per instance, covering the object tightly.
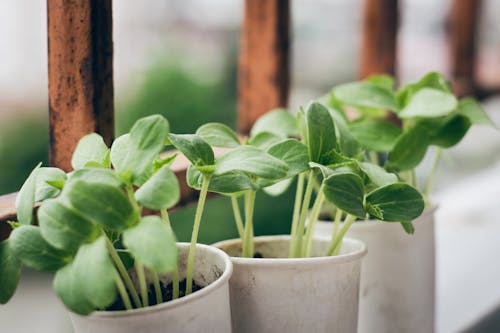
[47,0,114,171]
[449,0,482,96]
[360,0,399,78]
[238,0,290,134]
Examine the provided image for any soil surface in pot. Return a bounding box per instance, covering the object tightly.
[106,279,203,311]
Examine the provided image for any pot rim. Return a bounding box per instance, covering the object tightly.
[213,235,367,266]
[82,242,232,319]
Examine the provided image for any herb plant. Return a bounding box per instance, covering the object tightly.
[0,115,212,315]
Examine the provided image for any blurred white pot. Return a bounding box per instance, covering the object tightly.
[214,235,366,333]
[70,243,233,333]
[313,207,437,333]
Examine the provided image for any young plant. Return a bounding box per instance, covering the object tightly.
[0,115,197,315]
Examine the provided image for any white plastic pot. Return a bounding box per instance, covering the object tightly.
[313,207,437,333]
[214,235,366,333]
[69,243,233,333]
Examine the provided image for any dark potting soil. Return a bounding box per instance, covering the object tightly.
[253,252,263,258]
[106,279,204,311]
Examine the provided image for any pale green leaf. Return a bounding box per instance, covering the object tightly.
[267,139,309,177]
[457,98,496,127]
[0,240,21,304]
[359,162,398,187]
[250,109,298,138]
[35,167,67,202]
[349,119,402,152]
[196,123,240,148]
[53,262,95,315]
[135,164,180,210]
[399,88,457,118]
[169,134,214,167]
[334,82,398,110]
[71,133,109,170]
[15,163,41,225]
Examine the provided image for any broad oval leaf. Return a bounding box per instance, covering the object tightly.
[135,164,180,210]
[457,98,496,127]
[215,146,288,180]
[38,199,99,252]
[306,102,337,164]
[71,133,110,170]
[0,240,21,304]
[196,123,240,148]
[262,178,294,196]
[399,88,458,118]
[323,172,366,218]
[386,123,431,171]
[65,181,137,230]
[72,236,117,308]
[326,105,361,157]
[128,115,170,180]
[9,225,71,272]
[367,74,395,91]
[248,131,283,150]
[169,133,214,167]
[65,168,124,189]
[349,119,402,152]
[397,72,452,107]
[267,139,309,177]
[15,163,41,225]
[35,167,67,202]
[187,166,257,194]
[53,262,95,315]
[250,109,298,138]
[334,82,398,110]
[429,115,471,148]
[110,134,131,173]
[365,182,424,222]
[359,162,398,187]
[123,216,178,274]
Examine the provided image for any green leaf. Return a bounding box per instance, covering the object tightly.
[323,172,365,218]
[110,134,131,173]
[250,109,298,138]
[349,119,402,152]
[262,178,294,196]
[401,221,415,234]
[53,262,95,315]
[334,81,398,110]
[367,74,395,91]
[365,183,424,222]
[326,106,361,157]
[66,168,124,189]
[187,166,257,194]
[306,102,337,164]
[386,123,431,171]
[72,236,117,308]
[457,98,496,127]
[64,181,137,230]
[429,115,471,148]
[15,163,41,225]
[397,72,452,107]
[38,199,98,252]
[399,88,458,118]
[135,164,180,210]
[359,162,398,187]
[215,146,288,180]
[123,216,178,274]
[128,115,170,179]
[71,133,110,170]
[248,132,283,150]
[35,167,67,202]
[169,134,214,167]
[267,139,309,177]
[196,123,240,148]
[9,226,71,272]
[0,240,21,304]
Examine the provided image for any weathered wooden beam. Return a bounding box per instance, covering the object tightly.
[360,0,399,78]
[449,0,482,96]
[238,0,290,134]
[47,0,114,171]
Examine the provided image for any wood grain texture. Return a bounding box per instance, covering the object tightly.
[47,0,114,171]
[360,0,399,78]
[238,0,290,134]
[449,0,482,96]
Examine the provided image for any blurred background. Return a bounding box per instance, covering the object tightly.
[1,0,500,332]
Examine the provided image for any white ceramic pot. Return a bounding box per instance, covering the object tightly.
[70,243,233,333]
[214,235,366,333]
[313,207,437,333]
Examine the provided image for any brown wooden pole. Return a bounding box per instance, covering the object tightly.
[360,0,399,79]
[237,0,290,134]
[449,0,482,96]
[47,0,114,171]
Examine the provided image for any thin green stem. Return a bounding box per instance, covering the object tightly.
[152,273,163,304]
[114,271,132,310]
[411,169,417,188]
[242,190,256,258]
[160,209,179,300]
[135,261,149,307]
[369,151,379,166]
[290,170,315,258]
[289,172,305,255]
[332,209,343,240]
[185,175,210,295]
[326,214,356,256]
[302,185,325,257]
[424,148,442,198]
[230,196,245,239]
[104,235,142,308]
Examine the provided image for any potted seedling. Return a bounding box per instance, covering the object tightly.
[0,115,233,333]
[188,103,425,332]
[311,72,497,333]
